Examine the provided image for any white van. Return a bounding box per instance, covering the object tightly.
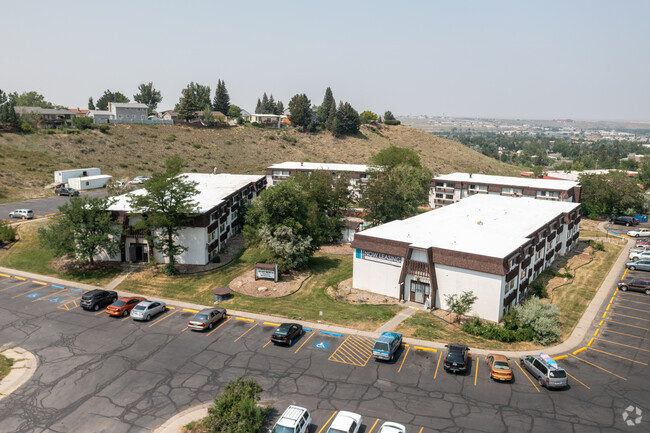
[9,209,34,219]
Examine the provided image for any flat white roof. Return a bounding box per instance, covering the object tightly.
[359,194,580,259]
[55,167,100,174]
[268,161,369,172]
[108,173,264,214]
[73,175,112,181]
[435,172,579,190]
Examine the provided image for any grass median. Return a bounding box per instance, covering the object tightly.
[0,355,13,381]
[0,220,121,286]
[117,249,402,332]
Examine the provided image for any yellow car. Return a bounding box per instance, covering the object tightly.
[486,353,513,382]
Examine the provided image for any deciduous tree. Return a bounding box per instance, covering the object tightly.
[9,91,55,108]
[133,82,163,114]
[444,291,477,322]
[96,90,130,111]
[174,82,211,111]
[227,104,242,119]
[359,110,378,124]
[579,171,644,218]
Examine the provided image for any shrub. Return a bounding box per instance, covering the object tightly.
[0,225,17,244]
[97,124,110,134]
[203,377,268,433]
[515,296,561,345]
[589,240,605,251]
[384,119,401,125]
[164,134,176,142]
[280,134,297,144]
[251,122,264,128]
[211,255,221,264]
[72,116,94,130]
[19,122,34,133]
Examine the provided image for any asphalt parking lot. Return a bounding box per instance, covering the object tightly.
[0,190,107,224]
[0,264,648,432]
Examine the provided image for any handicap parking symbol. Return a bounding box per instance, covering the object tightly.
[314,342,330,350]
[26,293,41,299]
[49,297,64,303]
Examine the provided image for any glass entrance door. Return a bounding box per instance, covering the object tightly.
[410,281,429,304]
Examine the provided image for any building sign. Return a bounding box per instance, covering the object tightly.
[362,250,403,265]
[254,263,278,282]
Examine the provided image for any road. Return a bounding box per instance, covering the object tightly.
[0,190,108,224]
[0,259,647,432]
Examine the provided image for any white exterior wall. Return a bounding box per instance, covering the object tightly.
[68,175,112,190]
[54,168,101,184]
[151,227,208,265]
[434,264,505,322]
[113,106,148,122]
[352,252,403,299]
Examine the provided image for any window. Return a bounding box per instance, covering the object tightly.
[273,170,290,176]
[435,193,443,198]
[220,222,227,234]
[208,229,218,243]
[210,211,218,223]
[521,269,526,279]
[502,187,522,195]
[537,190,559,198]
[505,278,516,292]
[445,194,453,199]
[535,249,543,260]
[436,182,444,187]
[469,184,487,191]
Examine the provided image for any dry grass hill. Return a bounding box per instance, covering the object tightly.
[0,123,520,203]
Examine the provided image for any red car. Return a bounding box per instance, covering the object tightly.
[106,296,146,317]
[636,239,650,246]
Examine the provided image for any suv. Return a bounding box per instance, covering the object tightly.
[443,343,470,373]
[270,405,311,433]
[618,278,650,295]
[56,187,79,197]
[610,216,638,226]
[80,289,118,311]
[372,331,402,361]
[520,354,568,388]
[9,209,34,219]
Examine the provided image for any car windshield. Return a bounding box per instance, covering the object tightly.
[275,327,289,336]
[447,353,465,362]
[549,369,566,378]
[374,342,389,352]
[271,426,295,433]
[493,361,510,370]
[194,314,208,321]
[112,300,125,307]
[133,305,145,311]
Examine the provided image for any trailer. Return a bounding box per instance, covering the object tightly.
[68,175,112,190]
[54,168,101,184]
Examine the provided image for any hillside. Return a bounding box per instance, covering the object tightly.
[0,123,520,203]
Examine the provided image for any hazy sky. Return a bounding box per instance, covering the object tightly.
[2,1,649,121]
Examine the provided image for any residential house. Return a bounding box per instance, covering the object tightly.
[14,106,76,128]
[266,161,371,188]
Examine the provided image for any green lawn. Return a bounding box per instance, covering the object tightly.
[117,248,401,331]
[0,354,12,381]
[0,220,122,286]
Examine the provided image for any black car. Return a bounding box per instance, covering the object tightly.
[443,343,470,373]
[80,289,118,311]
[618,278,650,295]
[56,187,79,197]
[270,323,304,346]
[610,216,638,226]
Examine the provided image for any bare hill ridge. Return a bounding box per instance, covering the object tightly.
[0,124,519,202]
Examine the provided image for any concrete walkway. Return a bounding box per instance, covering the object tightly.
[0,346,37,401]
[375,306,417,333]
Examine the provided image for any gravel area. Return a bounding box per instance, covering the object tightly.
[229,269,311,298]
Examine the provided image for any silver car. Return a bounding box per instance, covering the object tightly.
[188,308,226,331]
[131,301,166,321]
[626,259,650,271]
[520,355,568,389]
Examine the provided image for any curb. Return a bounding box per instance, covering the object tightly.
[152,402,211,433]
[0,346,38,400]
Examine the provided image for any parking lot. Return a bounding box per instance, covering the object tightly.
[0,190,107,224]
[0,264,648,432]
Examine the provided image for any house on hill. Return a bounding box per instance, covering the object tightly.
[14,106,76,128]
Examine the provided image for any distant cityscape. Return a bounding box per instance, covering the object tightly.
[399,115,650,143]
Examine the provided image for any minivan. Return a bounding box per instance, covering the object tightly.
[9,209,34,219]
[520,355,568,388]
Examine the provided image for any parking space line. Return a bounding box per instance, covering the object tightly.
[328,335,374,367]
[474,358,479,386]
[57,298,79,311]
[617,297,650,307]
[14,276,26,281]
[0,273,10,278]
[587,347,648,365]
[569,354,627,380]
[602,329,645,340]
[566,372,590,389]
[94,309,106,316]
[317,411,338,433]
[236,317,255,322]
[597,338,650,353]
[182,308,199,313]
[234,323,258,342]
[418,428,423,433]
[398,346,410,373]
[264,322,280,327]
[122,315,131,321]
[31,288,66,302]
[206,317,231,336]
[609,312,650,322]
[367,418,379,433]
[605,319,648,330]
[148,309,179,327]
[615,304,650,314]
[514,361,541,392]
[294,332,315,354]
[0,281,30,292]
[32,280,47,286]
[434,352,442,379]
[12,286,42,298]
[263,340,272,348]
[618,291,650,299]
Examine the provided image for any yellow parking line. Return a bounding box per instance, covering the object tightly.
[617,297,650,306]
[0,273,10,278]
[414,346,437,352]
[619,290,650,298]
[418,428,424,433]
[514,361,540,392]
[474,358,479,386]
[569,354,627,380]
[14,276,26,281]
[597,338,650,353]
[593,329,600,337]
[32,280,47,286]
[263,340,272,348]
[206,317,231,336]
[264,322,280,327]
[148,309,179,327]
[12,286,42,298]
[609,312,650,322]
[587,337,594,346]
[605,319,648,330]
[181,327,188,332]
[317,411,338,433]
[601,328,645,340]
[614,304,650,314]
[182,308,199,313]
[622,269,628,279]
[234,323,258,342]
[588,347,648,365]
[573,347,587,355]
[32,288,66,302]
[294,332,315,354]
[122,315,131,321]
[368,419,379,433]
[45,213,56,217]
[0,281,29,292]
[553,355,568,360]
[398,345,410,373]
[94,309,106,316]
[566,372,590,389]
[434,352,442,379]
[236,317,255,322]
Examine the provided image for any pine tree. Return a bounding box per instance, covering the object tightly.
[268,95,275,114]
[177,88,198,121]
[255,99,262,114]
[335,102,361,135]
[288,94,312,128]
[275,100,284,115]
[326,99,337,132]
[88,97,95,110]
[261,93,269,114]
[316,87,334,123]
[213,79,230,115]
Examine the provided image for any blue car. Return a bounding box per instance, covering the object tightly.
[372,332,403,361]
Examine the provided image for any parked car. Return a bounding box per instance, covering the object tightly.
[519,354,568,389]
[628,251,650,261]
[377,422,407,433]
[372,331,402,361]
[80,289,118,311]
[106,296,146,317]
[629,246,650,254]
[486,353,513,382]
[55,187,79,197]
[9,209,34,219]
[326,411,363,433]
[270,323,304,346]
[270,405,311,433]
[131,301,166,321]
[626,259,650,271]
[610,216,638,226]
[618,278,650,295]
[188,308,227,331]
[627,228,650,237]
[443,343,470,373]
[128,176,151,185]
